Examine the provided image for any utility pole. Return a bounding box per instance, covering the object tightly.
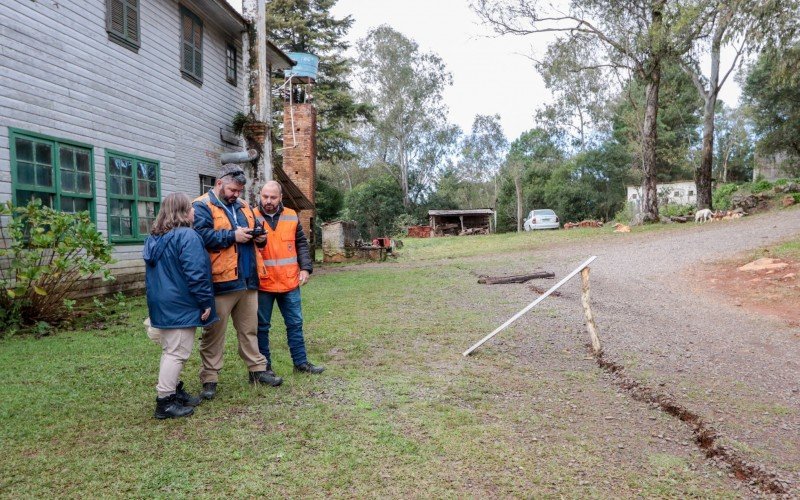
[241,0,272,203]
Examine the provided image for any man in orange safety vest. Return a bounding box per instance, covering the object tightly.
[254,181,324,380]
[192,166,283,400]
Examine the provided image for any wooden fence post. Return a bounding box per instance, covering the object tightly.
[581,267,601,355]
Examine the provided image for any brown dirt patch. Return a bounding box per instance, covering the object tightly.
[697,257,800,326]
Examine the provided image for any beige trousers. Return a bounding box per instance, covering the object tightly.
[199,289,266,383]
[156,327,196,398]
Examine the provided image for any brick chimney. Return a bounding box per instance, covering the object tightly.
[282,102,316,245]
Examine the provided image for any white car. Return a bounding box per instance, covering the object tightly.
[524,209,560,230]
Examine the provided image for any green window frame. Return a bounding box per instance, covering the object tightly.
[106,0,141,52]
[199,174,216,196]
[180,6,203,84]
[105,150,160,243]
[226,44,237,86]
[9,129,96,220]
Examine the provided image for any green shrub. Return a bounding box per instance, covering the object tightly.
[774,178,789,186]
[231,112,254,135]
[660,204,694,217]
[344,175,404,238]
[712,183,740,210]
[0,201,115,332]
[391,213,420,237]
[613,202,636,224]
[751,179,773,193]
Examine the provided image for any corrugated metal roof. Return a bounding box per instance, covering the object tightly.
[266,39,295,71]
[428,209,495,216]
[274,165,314,211]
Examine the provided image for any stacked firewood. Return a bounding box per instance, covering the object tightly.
[563,220,604,229]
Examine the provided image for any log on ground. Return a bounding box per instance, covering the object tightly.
[478,271,555,284]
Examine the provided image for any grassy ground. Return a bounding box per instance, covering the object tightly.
[397,223,678,262]
[771,237,800,260]
[0,227,740,497]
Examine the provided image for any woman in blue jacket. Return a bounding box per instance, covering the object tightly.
[143,192,218,419]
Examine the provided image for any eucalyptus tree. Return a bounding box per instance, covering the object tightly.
[410,122,462,206]
[504,128,563,232]
[742,42,800,176]
[680,0,799,209]
[355,25,455,208]
[714,103,753,182]
[457,114,509,208]
[610,61,702,183]
[472,0,711,221]
[534,41,613,152]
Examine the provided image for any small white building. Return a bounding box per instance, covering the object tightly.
[627,180,697,208]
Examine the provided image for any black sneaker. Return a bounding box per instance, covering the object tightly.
[266,363,278,377]
[249,370,283,387]
[175,381,202,407]
[154,394,194,419]
[294,362,325,374]
[200,382,217,400]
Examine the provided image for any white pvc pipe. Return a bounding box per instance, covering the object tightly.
[462,255,597,356]
[274,75,298,153]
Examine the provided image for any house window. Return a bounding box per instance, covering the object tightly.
[630,193,638,199]
[106,0,140,52]
[10,130,95,218]
[226,44,237,85]
[688,190,695,196]
[673,191,680,197]
[106,151,160,242]
[200,174,216,195]
[180,6,203,84]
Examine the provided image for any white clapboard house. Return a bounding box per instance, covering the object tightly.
[627,180,698,209]
[0,0,294,295]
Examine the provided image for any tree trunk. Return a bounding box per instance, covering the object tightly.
[696,31,722,210]
[399,138,409,208]
[722,148,731,183]
[493,173,499,209]
[639,0,666,223]
[343,165,353,191]
[641,68,661,222]
[696,95,716,209]
[514,175,523,233]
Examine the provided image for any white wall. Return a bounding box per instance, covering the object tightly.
[627,181,698,208]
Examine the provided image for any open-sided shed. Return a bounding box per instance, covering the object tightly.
[428,209,495,236]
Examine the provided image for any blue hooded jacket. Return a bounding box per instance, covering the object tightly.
[143,227,219,329]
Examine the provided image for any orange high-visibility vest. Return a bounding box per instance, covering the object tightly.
[194,193,268,283]
[254,206,300,292]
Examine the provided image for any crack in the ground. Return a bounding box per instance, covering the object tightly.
[593,350,793,496]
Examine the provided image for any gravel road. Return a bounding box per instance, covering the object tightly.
[324,208,800,494]
[533,208,800,491]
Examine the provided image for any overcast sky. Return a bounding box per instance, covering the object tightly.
[227,0,742,142]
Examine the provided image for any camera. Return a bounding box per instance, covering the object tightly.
[249,225,266,237]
